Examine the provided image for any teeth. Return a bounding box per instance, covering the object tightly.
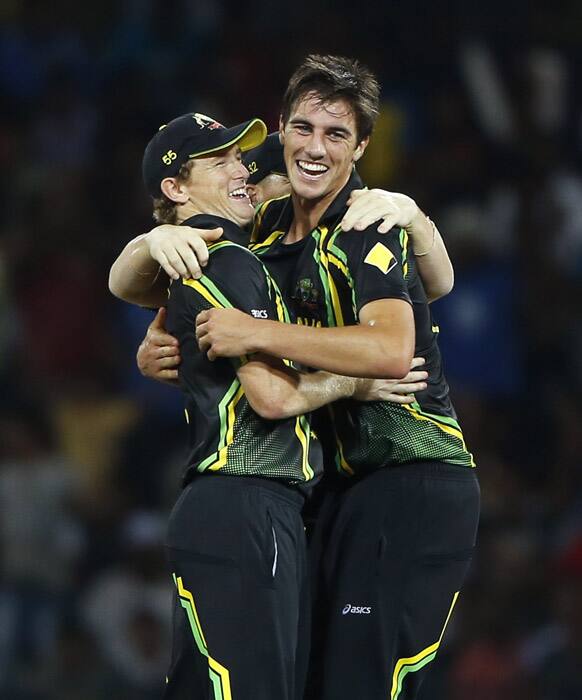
[298,161,328,173]
[229,187,248,198]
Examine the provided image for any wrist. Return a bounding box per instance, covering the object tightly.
[250,319,273,354]
[405,209,431,238]
[409,212,438,257]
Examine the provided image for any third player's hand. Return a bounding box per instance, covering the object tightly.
[342,189,419,234]
[352,357,428,403]
[137,307,181,385]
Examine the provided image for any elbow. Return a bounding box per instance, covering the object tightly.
[426,270,454,303]
[108,268,125,300]
[372,345,414,380]
[427,279,454,303]
[247,393,293,421]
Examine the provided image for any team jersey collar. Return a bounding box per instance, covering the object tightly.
[319,168,364,226]
[181,214,250,247]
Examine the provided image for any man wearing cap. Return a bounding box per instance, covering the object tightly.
[121,55,478,700]
[130,112,400,700]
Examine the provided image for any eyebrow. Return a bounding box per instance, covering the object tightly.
[289,118,353,137]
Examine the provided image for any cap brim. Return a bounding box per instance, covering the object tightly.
[188,118,267,159]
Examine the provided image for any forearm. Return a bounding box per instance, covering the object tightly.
[252,321,411,379]
[279,371,356,417]
[109,235,168,307]
[407,212,454,301]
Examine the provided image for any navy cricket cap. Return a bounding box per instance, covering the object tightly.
[142,112,267,197]
[243,132,287,185]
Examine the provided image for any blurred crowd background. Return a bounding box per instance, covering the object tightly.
[1,0,581,698]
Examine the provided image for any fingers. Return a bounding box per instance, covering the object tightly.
[396,380,427,393]
[199,227,223,242]
[377,217,399,234]
[346,189,367,207]
[410,357,426,369]
[159,368,179,381]
[164,243,194,280]
[343,203,396,232]
[155,355,181,370]
[404,371,428,383]
[150,307,167,329]
[384,393,416,404]
[197,335,210,353]
[156,250,181,280]
[188,236,210,270]
[196,310,210,327]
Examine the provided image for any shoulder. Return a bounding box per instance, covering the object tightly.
[251,194,291,241]
[331,225,409,274]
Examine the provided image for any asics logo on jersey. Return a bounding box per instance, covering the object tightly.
[342,604,372,615]
[250,309,268,318]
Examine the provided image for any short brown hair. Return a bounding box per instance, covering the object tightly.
[281,54,380,142]
[152,158,196,224]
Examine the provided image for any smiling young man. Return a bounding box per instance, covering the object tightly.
[135,112,403,700]
[108,54,475,700]
[193,55,480,700]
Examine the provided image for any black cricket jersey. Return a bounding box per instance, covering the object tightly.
[249,172,475,477]
[166,214,322,489]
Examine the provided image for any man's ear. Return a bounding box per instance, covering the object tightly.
[353,137,369,162]
[160,177,189,204]
[278,116,285,144]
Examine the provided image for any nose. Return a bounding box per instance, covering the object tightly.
[236,161,250,180]
[305,130,326,160]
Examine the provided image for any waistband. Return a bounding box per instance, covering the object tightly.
[184,473,305,509]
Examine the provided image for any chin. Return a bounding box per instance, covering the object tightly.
[290,177,325,202]
[231,209,254,227]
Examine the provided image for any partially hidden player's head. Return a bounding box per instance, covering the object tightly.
[280,54,380,203]
[142,113,267,226]
[243,132,290,207]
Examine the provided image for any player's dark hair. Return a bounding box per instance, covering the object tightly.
[152,158,196,224]
[281,54,380,142]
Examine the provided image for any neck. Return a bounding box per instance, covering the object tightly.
[287,173,351,242]
[175,202,198,225]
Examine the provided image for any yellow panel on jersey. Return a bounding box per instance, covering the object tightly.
[364,242,397,275]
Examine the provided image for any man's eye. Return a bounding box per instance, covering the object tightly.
[329,131,345,140]
[215,161,226,167]
[296,124,311,133]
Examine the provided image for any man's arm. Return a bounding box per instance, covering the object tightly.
[237,356,354,419]
[135,312,428,403]
[197,298,415,379]
[108,225,222,307]
[341,189,454,301]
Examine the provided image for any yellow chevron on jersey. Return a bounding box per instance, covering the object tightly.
[364,242,397,275]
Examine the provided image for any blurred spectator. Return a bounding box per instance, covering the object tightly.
[81,510,172,695]
[0,407,84,688]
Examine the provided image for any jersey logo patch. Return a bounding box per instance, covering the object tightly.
[250,309,268,318]
[364,242,397,275]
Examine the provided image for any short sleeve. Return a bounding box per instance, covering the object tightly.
[335,226,412,315]
[181,243,277,319]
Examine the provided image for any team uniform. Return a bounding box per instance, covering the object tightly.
[250,172,480,700]
[164,214,322,700]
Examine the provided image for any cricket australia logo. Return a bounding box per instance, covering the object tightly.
[292,277,320,314]
[192,113,223,130]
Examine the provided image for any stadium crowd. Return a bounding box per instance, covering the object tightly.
[0,0,581,697]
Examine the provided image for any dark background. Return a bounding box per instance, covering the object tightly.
[1,1,581,698]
